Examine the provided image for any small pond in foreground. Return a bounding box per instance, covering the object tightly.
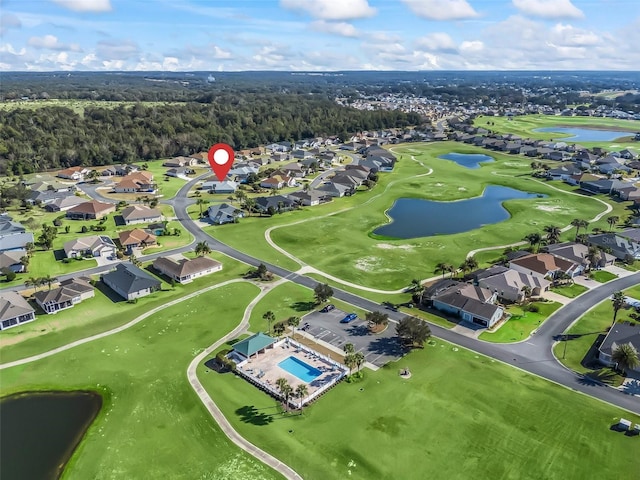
[0,391,102,480]
[533,127,631,142]
[438,152,494,169]
[373,185,544,240]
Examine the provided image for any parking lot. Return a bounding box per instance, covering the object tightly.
[299,307,405,367]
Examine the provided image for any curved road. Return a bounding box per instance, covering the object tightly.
[172,175,640,415]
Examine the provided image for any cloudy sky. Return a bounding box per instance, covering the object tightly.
[1,0,638,71]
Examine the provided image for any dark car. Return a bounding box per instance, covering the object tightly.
[340,313,358,323]
[320,304,336,313]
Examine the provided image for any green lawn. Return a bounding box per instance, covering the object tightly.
[0,252,250,363]
[479,301,562,343]
[590,270,618,283]
[0,282,281,480]
[473,114,640,153]
[202,336,640,480]
[553,285,640,381]
[266,142,607,290]
[550,283,589,298]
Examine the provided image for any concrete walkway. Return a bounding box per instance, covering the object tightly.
[542,291,572,305]
[603,264,637,278]
[186,278,304,480]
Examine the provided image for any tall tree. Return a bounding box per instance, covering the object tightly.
[196,198,208,217]
[523,232,542,252]
[41,274,57,291]
[396,316,431,348]
[272,322,286,337]
[294,384,308,403]
[344,353,357,376]
[365,311,389,329]
[434,262,454,278]
[606,215,620,232]
[313,283,333,304]
[611,291,626,328]
[262,311,275,333]
[353,351,365,372]
[543,225,561,244]
[287,316,301,338]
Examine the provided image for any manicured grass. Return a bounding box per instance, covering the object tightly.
[305,272,412,306]
[590,270,618,283]
[202,336,640,480]
[553,285,640,379]
[266,142,607,289]
[479,301,562,343]
[0,252,250,363]
[550,283,589,298]
[0,282,281,480]
[473,114,640,153]
[399,305,456,329]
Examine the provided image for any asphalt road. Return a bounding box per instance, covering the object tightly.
[172,175,640,415]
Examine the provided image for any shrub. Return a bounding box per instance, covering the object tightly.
[525,304,540,313]
[81,225,89,233]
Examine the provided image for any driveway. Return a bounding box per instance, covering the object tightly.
[301,307,405,367]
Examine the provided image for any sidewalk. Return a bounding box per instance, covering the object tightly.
[603,265,637,278]
[542,291,571,305]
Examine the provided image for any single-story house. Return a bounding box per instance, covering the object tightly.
[101,263,161,301]
[287,190,330,206]
[509,253,581,279]
[315,182,353,197]
[27,189,76,205]
[542,242,615,269]
[618,186,640,201]
[153,256,222,284]
[165,167,195,178]
[66,200,115,220]
[118,229,157,254]
[57,166,89,181]
[580,179,628,195]
[64,235,117,259]
[207,203,244,224]
[201,180,238,194]
[0,291,36,330]
[598,323,640,373]
[34,277,94,314]
[0,215,34,252]
[422,279,503,328]
[121,205,163,225]
[478,269,551,303]
[43,195,87,212]
[281,162,308,178]
[163,156,198,168]
[260,175,296,189]
[113,171,156,193]
[28,179,73,193]
[255,195,295,214]
[587,228,640,261]
[0,249,26,273]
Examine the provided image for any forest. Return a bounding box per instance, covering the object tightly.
[0,94,421,175]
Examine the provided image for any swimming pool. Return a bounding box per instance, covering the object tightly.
[278,356,322,383]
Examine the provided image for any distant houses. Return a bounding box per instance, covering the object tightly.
[0,215,34,252]
[0,292,36,330]
[34,277,95,314]
[101,263,161,301]
[587,228,640,261]
[153,256,222,284]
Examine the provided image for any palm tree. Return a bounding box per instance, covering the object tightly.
[344,342,355,355]
[523,232,542,252]
[543,225,561,244]
[520,285,532,302]
[408,278,422,292]
[194,241,211,257]
[570,218,588,239]
[276,377,293,410]
[354,351,365,372]
[294,384,308,406]
[344,353,357,376]
[25,276,42,294]
[611,291,626,328]
[611,343,640,374]
[464,256,478,272]
[606,215,619,232]
[263,311,275,333]
[41,274,57,291]
[434,262,454,278]
[196,198,208,217]
[235,190,246,204]
[272,322,286,337]
[585,246,602,271]
[20,255,30,273]
[25,242,35,257]
[287,316,300,338]
[244,197,256,217]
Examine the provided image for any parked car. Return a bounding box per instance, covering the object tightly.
[320,304,335,313]
[340,313,358,323]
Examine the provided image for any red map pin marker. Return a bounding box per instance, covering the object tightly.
[208,143,235,181]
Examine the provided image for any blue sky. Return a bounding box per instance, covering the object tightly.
[1,0,638,71]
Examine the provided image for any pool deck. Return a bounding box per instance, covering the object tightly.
[235,338,347,408]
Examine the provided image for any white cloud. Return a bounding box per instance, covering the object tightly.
[52,0,112,12]
[512,0,584,19]
[27,34,81,52]
[459,40,484,53]
[280,0,376,21]
[0,13,22,35]
[96,39,139,60]
[551,23,599,46]
[415,33,457,52]
[311,20,360,37]
[401,0,479,21]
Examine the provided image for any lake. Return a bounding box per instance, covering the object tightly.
[438,152,494,169]
[533,126,631,142]
[0,391,102,480]
[373,185,544,239]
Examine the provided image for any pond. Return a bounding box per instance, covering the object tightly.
[533,126,631,142]
[438,152,494,169]
[373,185,544,240]
[0,390,102,480]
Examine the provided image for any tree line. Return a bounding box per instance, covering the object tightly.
[0,94,421,175]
